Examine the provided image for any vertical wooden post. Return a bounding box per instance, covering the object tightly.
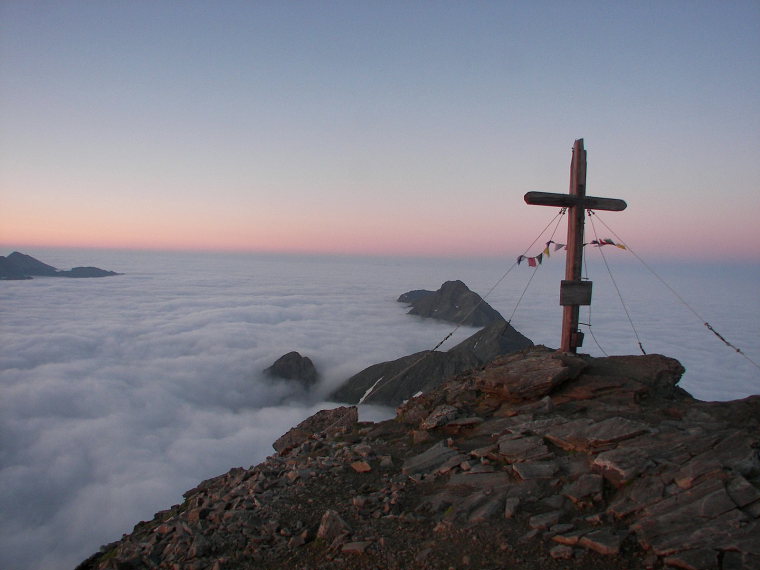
[524,139,626,353]
[561,139,587,353]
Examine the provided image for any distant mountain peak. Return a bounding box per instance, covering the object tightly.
[0,251,121,280]
[398,279,505,327]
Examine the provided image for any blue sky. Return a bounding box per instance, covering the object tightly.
[2,1,759,259]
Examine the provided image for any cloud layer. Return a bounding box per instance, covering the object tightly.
[1,250,758,569]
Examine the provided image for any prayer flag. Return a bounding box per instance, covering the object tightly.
[528,257,537,267]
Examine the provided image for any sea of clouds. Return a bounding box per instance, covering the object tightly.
[1,248,758,570]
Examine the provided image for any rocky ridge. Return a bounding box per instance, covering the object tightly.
[78,347,760,570]
[331,280,533,405]
[330,320,533,406]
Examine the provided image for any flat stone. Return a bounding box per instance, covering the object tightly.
[564,473,604,505]
[436,453,470,474]
[541,494,566,510]
[512,461,559,480]
[578,528,624,555]
[508,416,568,435]
[549,523,576,535]
[528,511,561,530]
[593,447,651,487]
[352,444,373,457]
[549,544,574,560]
[504,497,520,519]
[545,417,649,452]
[316,509,351,541]
[447,471,511,490]
[552,373,647,405]
[506,479,543,499]
[420,405,459,430]
[662,548,719,570]
[402,441,460,475]
[726,475,760,508]
[608,475,667,518]
[468,495,505,523]
[642,478,736,520]
[635,506,748,556]
[673,456,724,490]
[451,490,489,520]
[350,461,372,473]
[341,541,372,554]
[552,529,588,546]
[469,444,498,458]
[497,434,552,462]
[445,416,484,428]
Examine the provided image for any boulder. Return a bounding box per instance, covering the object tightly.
[474,346,587,402]
[264,351,318,387]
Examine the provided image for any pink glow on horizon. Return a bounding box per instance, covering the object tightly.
[2,216,758,262]
[2,182,758,262]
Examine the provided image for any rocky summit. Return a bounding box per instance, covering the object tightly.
[398,280,505,327]
[264,352,319,388]
[78,347,760,570]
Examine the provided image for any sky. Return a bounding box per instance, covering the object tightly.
[1,1,759,260]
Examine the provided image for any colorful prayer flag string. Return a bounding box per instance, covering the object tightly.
[589,238,627,249]
[517,238,625,267]
[517,241,565,266]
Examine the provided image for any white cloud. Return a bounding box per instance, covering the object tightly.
[0,251,757,570]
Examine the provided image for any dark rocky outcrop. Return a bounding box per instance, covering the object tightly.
[330,320,533,406]
[64,266,120,278]
[398,280,504,326]
[0,251,120,280]
[78,347,760,570]
[396,289,434,304]
[264,351,319,387]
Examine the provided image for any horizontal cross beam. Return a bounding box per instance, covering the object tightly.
[524,191,627,212]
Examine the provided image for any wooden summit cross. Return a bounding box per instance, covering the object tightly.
[524,139,627,353]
